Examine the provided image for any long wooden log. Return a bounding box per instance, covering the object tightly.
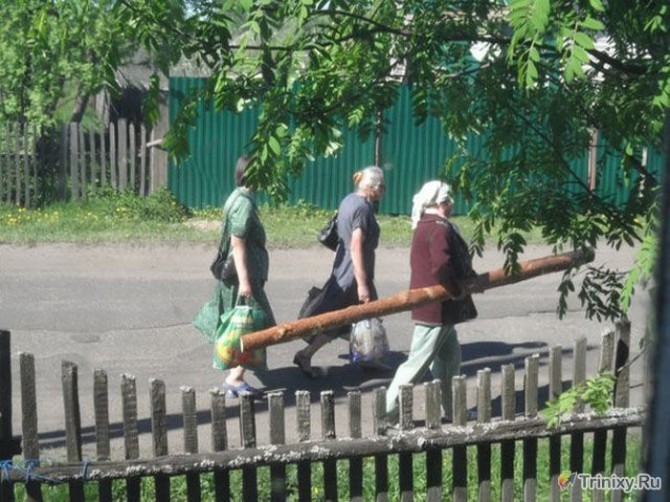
[241,248,595,351]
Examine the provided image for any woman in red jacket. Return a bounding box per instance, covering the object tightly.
[385,180,477,423]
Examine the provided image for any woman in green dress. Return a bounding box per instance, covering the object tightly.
[196,155,275,398]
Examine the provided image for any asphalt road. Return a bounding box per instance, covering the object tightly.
[0,242,650,460]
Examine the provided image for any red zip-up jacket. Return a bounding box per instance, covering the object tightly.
[409,214,478,326]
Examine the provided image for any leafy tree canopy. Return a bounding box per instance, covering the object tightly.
[160,0,667,322]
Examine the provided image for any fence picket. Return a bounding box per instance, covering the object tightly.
[22,128,30,206]
[452,375,468,502]
[109,122,117,189]
[425,380,442,502]
[268,391,287,501]
[210,389,230,501]
[476,368,492,502]
[151,379,170,501]
[19,353,42,502]
[348,391,364,502]
[398,384,413,501]
[93,369,113,501]
[320,390,339,501]
[78,125,86,199]
[118,119,128,190]
[121,374,141,501]
[13,125,20,205]
[523,355,539,502]
[571,338,587,502]
[88,127,96,196]
[61,361,84,501]
[68,124,79,200]
[612,319,631,502]
[182,386,201,502]
[591,329,615,502]
[501,364,516,502]
[59,125,67,199]
[100,124,107,186]
[140,125,147,196]
[240,393,258,500]
[548,346,562,502]
[1,129,5,204]
[373,387,389,501]
[295,390,312,501]
[129,123,136,191]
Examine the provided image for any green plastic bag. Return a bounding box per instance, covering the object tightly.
[213,300,268,371]
[192,295,221,344]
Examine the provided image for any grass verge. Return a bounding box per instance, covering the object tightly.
[0,189,486,248]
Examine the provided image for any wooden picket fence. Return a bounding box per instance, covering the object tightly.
[0,120,167,207]
[0,323,646,501]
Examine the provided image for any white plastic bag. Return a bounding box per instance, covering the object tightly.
[349,317,390,364]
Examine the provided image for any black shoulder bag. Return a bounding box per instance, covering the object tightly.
[317,212,339,251]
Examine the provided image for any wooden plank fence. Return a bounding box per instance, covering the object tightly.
[0,323,648,501]
[0,120,166,208]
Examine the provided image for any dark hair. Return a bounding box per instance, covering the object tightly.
[234,155,252,187]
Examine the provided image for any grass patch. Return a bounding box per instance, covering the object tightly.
[14,434,644,500]
[0,190,538,248]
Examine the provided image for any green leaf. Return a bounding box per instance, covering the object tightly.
[268,135,281,155]
[571,45,590,65]
[526,60,538,83]
[589,0,605,12]
[574,32,595,50]
[581,16,605,31]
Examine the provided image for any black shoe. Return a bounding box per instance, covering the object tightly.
[293,353,315,378]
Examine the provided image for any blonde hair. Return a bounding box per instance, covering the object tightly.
[353,166,384,190]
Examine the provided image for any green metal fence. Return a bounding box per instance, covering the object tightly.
[168,78,662,215]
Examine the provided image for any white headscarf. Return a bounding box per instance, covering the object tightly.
[411,180,453,229]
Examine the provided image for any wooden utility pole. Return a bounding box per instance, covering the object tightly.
[241,248,595,351]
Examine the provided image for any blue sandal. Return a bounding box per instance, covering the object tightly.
[223,381,263,399]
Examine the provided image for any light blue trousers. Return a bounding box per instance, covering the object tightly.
[385,324,461,419]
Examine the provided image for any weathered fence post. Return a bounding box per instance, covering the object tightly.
[571,337,588,502]
[348,390,364,502]
[452,375,468,502]
[477,368,492,502]
[424,380,442,502]
[592,329,615,502]
[210,389,229,500]
[182,386,201,502]
[151,379,170,501]
[118,119,128,190]
[295,390,311,501]
[268,391,287,501]
[94,369,113,501]
[548,345,563,502]
[500,364,516,502]
[19,352,42,502]
[398,384,413,500]
[373,387,389,500]
[121,373,141,501]
[69,123,80,200]
[239,393,258,500]
[1,330,22,501]
[612,318,631,502]
[523,354,539,502]
[62,361,84,501]
[320,390,338,501]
